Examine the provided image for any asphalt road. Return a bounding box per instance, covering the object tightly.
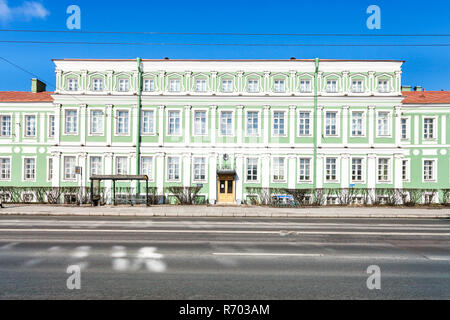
[0,216,449,300]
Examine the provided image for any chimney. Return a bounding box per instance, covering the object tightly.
[414,86,422,92]
[31,78,46,93]
[401,85,412,92]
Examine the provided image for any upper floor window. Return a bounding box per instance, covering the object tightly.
[24,158,36,181]
[326,80,338,93]
[352,80,363,93]
[193,157,207,181]
[168,111,181,136]
[351,111,364,136]
[169,79,181,92]
[325,112,338,136]
[67,78,78,91]
[142,110,154,135]
[272,157,285,182]
[299,112,311,136]
[377,111,390,136]
[402,160,410,181]
[65,110,78,135]
[246,158,258,182]
[378,80,389,93]
[143,79,155,92]
[299,158,311,182]
[90,157,103,176]
[141,157,153,178]
[248,79,259,93]
[273,111,285,136]
[423,160,436,181]
[167,157,180,181]
[0,158,11,180]
[195,79,207,92]
[377,158,390,182]
[116,157,128,175]
[116,110,129,135]
[63,156,76,181]
[90,110,104,135]
[423,118,436,140]
[300,80,311,93]
[25,115,37,137]
[194,111,207,136]
[246,111,259,136]
[92,78,103,92]
[221,79,233,93]
[351,158,363,182]
[0,115,11,137]
[274,79,285,93]
[401,118,409,140]
[325,158,338,181]
[118,79,129,92]
[220,111,233,136]
[49,115,55,138]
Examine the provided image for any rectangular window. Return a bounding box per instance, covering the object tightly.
[64,157,76,181]
[47,158,53,181]
[25,115,36,137]
[116,157,128,175]
[167,157,180,181]
[246,158,258,182]
[143,79,155,92]
[423,118,435,140]
[325,158,337,181]
[195,79,207,92]
[24,158,36,181]
[351,158,363,182]
[169,79,181,92]
[116,111,129,135]
[402,160,409,181]
[64,110,78,135]
[92,78,103,92]
[142,110,154,135]
[299,158,311,182]
[194,111,207,136]
[0,115,11,137]
[272,157,285,182]
[248,79,259,93]
[352,80,363,93]
[299,112,311,136]
[222,80,233,93]
[168,111,181,135]
[193,157,206,181]
[68,78,78,91]
[90,110,104,135]
[377,158,390,182]
[351,112,364,136]
[118,79,129,92]
[325,112,337,136]
[401,118,409,140]
[141,157,153,178]
[274,80,285,93]
[273,111,285,136]
[423,160,436,181]
[90,157,103,176]
[300,80,311,93]
[0,158,11,180]
[378,80,389,93]
[326,80,338,93]
[220,111,233,136]
[246,111,259,136]
[377,111,390,136]
[49,115,55,138]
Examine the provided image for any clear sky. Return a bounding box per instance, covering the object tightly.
[0,0,449,91]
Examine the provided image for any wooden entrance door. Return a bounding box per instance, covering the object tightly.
[217,174,235,204]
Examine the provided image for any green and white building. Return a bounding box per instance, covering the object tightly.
[0,58,448,204]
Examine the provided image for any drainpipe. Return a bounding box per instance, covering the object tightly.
[136,57,143,196]
[313,58,320,198]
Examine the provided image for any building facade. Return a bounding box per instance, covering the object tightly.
[0,59,449,204]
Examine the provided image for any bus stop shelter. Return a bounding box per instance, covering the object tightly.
[90,175,150,207]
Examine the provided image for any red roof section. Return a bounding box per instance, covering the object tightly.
[403,91,450,104]
[0,91,54,102]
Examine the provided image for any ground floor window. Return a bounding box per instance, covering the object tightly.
[423,160,436,182]
[115,157,128,175]
[299,158,311,182]
[246,158,258,182]
[64,156,76,180]
[193,157,206,181]
[167,157,180,181]
[377,158,390,182]
[141,157,153,178]
[24,158,36,181]
[0,158,11,180]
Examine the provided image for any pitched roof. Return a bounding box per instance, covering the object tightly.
[0,91,54,102]
[403,91,450,104]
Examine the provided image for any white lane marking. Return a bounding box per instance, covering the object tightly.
[213,252,323,257]
[111,246,166,273]
[111,246,127,258]
[71,246,91,259]
[425,256,450,261]
[0,229,449,236]
[0,242,19,250]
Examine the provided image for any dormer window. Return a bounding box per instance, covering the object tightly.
[195,79,207,92]
[248,79,259,93]
[274,79,285,93]
[144,79,155,92]
[352,80,363,93]
[118,79,129,92]
[169,79,181,92]
[67,78,78,91]
[378,80,389,93]
[300,80,311,93]
[326,80,338,93]
[92,78,103,92]
[222,79,233,93]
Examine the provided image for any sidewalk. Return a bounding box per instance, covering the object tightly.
[0,205,449,218]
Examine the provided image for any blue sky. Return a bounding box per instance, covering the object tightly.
[0,0,449,91]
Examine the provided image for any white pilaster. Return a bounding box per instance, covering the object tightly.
[264,71,270,93]
[106,104,113,146]
[394,154,404,190]
[342,106,349,147]
[237,106,244,145]
[104,152,113,204]
[341,154,350,188]
[289,105,296,147]
[368,106,375,147]
[184,105,191,146]
[442,115,447,145]
[237,71,244,94]
[264,105,270,147]
[317,106,323,147]
[414,115,419,145]
[395,105,402,147]
[130,152,137,190]
[288,156,296,190]
[131,105,137,146]
[368,71,375,95]
[343,71,350,94]
[156,152,165,196]
[209,153,217,204]
[183,153,191,188]
[261,154,270,189]
[211,71,218,94]
[55,104,62,145]
[210,106,217,146]
[78,152,87,191]
[158,105,165,146]
[51,152,61,188]
[80,104,87,146]
[235,154,244,204]
[316,154,324,189]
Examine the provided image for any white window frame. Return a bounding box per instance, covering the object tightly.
[376,157,392,184]
[195,79,207,93]
[423,117,437,141]
[193,109,208,137]
[115,109,130,136]
[298,157,313,183]
[221,79,233,93]
[141,156,154,181]
[402,159,410,182]
[118,78,130,92]
[422,159,437,183]
[62,156,77,182]
[351,80,364,93]
[325,157,340,183]
[141,109,156,136]
[0,157,11,181]
[89,109,104,136]
[92,78,103,92]
[143,79,155,92]
[23,114,37,138]
[89,156,103,177]
[48,114,55,138]
[351,157,366,184]
[299,79,312,93]
[325,111,340,137]
[351,110,366,137]
[219,110,235,137]
[23,157,37,182]
[115,156,128,175]
[378,79,390,93]
[47,157,53,182]
[401,117,411,140]
[298,110,312,137]
[272,110,287,137]
[64,109,78,135]
[271,157,287,183]
[247,79,259,93]
[67,78,78,91]
[376,111,392,138]
[0,114,12,137]
[245,157,260,183]
[192,157,207,182]
[246,110,260,137]
[273,79,286,93]
[169,79,182,93]
[326,79,338,93]
[166,156,181,182]
[166,109,182,136]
